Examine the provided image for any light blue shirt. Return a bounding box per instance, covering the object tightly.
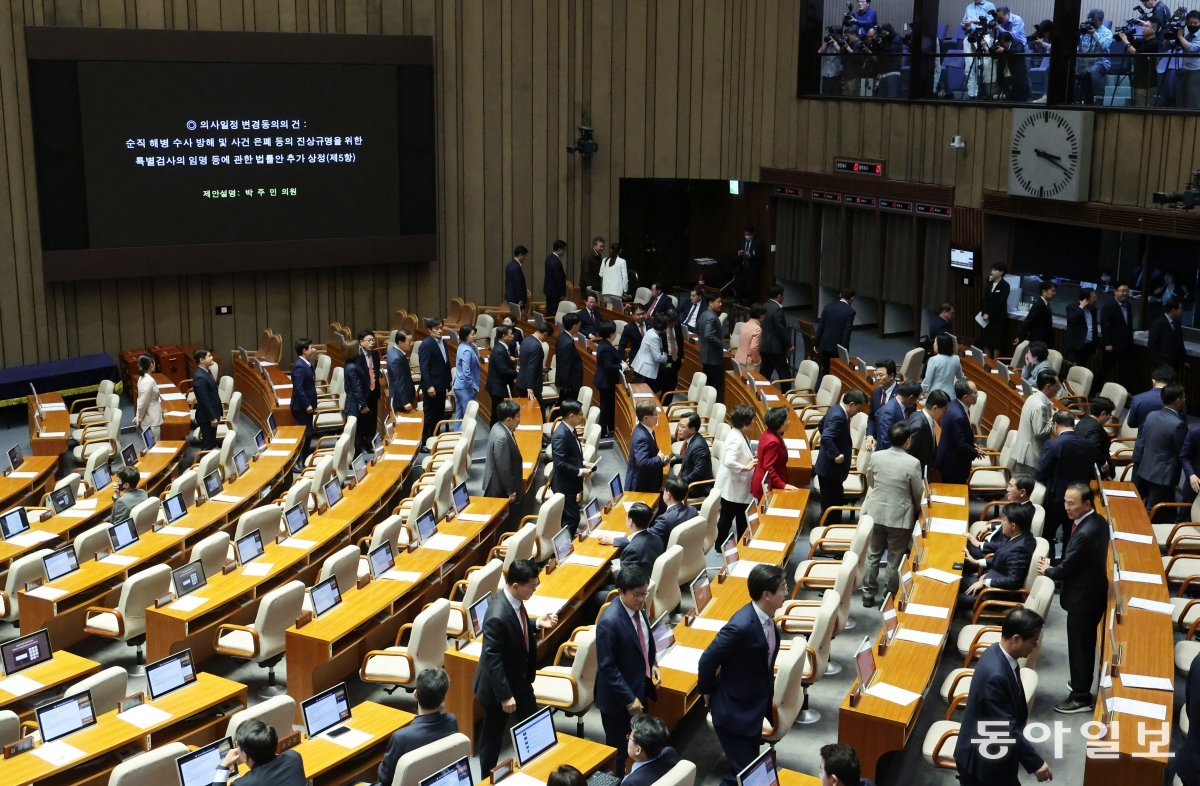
[1077,24,1113,70]
[453,342,480,395]
[1084,308,1095,340]
[962,1,996,29]
[1000,13,1026,45]
[923,354,965,398]
[1182,32,1200,70]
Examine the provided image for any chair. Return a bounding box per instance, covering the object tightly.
[667,516,708,582]
[666,374,709,417]
[777,552,858,636]
[69,380,116,427]
[532,626,598,734]
[189,532,230,581]
[939,664,1038,708]
[1046,349,1064,375]
[762,637,808,744]
[223,695,296,740]
[783,360,822,407]
[361,599,452,692]
[966,537,1049,622]
[0,549,51,622]
[447,559,504,638]
[166,469,199,507]
[386,733,471,786]
[795,515,872,589]
[967,430,1017,497]
[1097,381,1129,420]
[233,504,283,545]
[956,575,1054,666]
[65,666,128,714]
[84,564,172,672]
[796,376,842,425]
[699,487,722,552]
[72,408,120,463]
[1060,365,1095,411]
[83,446,114,491]
[974,415,1010,467]
[794,590,838,722]
[0,710,21,748]
[653,760,698,786]
[214,580,305,696]
[129,496,163,535]
[899,347,925,383]
[633,286,652,305]
[303,545,360,612]
[649,545,684,618]
[282,477,313,516]
[520,492,565,561]
[107,743,190,786]
[357,515,410,580]
[968,391,988,433]
[492,522,537,570]
[74,523,112,563]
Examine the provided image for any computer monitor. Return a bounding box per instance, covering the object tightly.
[324,478,343,509]
[202,471,222,499]
[690,571,712,615]
[583,499,601,535]
[468,592,491,639]
[510,707,558,768]
[372,434,385,460]
[49,485,76,515]
[35,691,97,744]
[352,454,368,483]
[176,737,233,786]
[880,594,898,644]
[108,519,139,552]
[416,510,437,543]
[142,427,156,451]
[899,570,914,605]
[6,445,22,472]
[854,636,877,689]
[90,464,112,492]
[232,450,249,479]
[267,413,278,437]
[309,575,342,617]
[1,628,52,676]
[253,430,267,452]
[43,545,79,582]
[720,532,739,567]
[367,542,394,579]
[552,527,573,563]
[235,530,265,565]
[121,443,138,468]
[736,747,780,786]
[418,756,474,786]
[837,344,850,364]
[146,649,197,700]
[283,503,308,536]
[651,613,675,661]
[302,682,352,738]
[609,474,623,504]
[163,493,187,524]
[172,560,206,598]
[452,482,470,515]
[0,507,30,540]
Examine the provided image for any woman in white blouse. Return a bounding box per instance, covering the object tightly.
[133,354,163,440]
[630,313,668,386]
[599,242,628,308]
[714,404,759,547]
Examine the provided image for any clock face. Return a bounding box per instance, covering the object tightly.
[1009,110,1081,199]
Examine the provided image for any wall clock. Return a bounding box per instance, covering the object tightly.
[1008,108,1094,202]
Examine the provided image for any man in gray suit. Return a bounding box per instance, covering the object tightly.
[111,467,147,525]
[697,294,726,403]
[861,423,925,607]
[1133,382,1188,521]
[1012,371,1059,477]
[481,399,524,530]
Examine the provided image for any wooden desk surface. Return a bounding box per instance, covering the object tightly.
[0,650,101,716]
[959,351,1065,433]
[478,734,616,785]
[294,700,414,781]
[27,393,71,457]
[0,456,58,512]
[837,483,969,780]
[1082,482,1172,784]
[4,672,246,784]
[727,372,812,487]
[153,373,194,442]
[779,768,822,786]
[231,355,297,434]
[829,358,876,405]
[614,384,673,472]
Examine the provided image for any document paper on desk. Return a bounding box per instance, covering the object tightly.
[658,645,706,674]
[1113,569,1162,585]
[916,568,962,584]
[99,554,138,567]
[729,560,766,578]
[321,727,373,749]
[927,518,967,535]
[8,471,38,479]
[689,617,727,632]
[32,740,86,766]
[1112,530,1154,544]
[279,538,317,550]
[904,603,950,619]
[748,539,787,552]
[564,554,609,567]
[783,438,807,450]
[524,595,568,618]
[929,495,967,506]
[1128,597,1173,614]
[241,562,273,577]
[169,595,208,612]
[1103,488,1138,498]
[457,512,492,523]
[895,628,943,646]
[864,681,921,707]
[117,703,172,729]
[6,530,57,547]
[422,533,466,551]
[26,586,67,601]
[0,673,44,696]
[1105,696,1167,720]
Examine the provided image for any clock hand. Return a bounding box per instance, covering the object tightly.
[1033,148,1063,162]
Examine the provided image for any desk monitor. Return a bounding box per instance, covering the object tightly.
[609,474,623,504]
[837,344,850,364]
[309,575,342,618]
[177,737,233,786]
[720,532,739,567]
[163,493,187,524]
[511,707,558,769]
[6,444,22,472]
[419,756,474,786]
[108,519,139,552]
[253,430,267,453]
[268,414,277,437]
[372,435,385,461]
[235,530,265,565]
[583,499,601,535]
[997,361,1011,382]
[202,471,222,499]
[968,345,986,366]
[302,682,352,738]
[142,426,156,451]
[352,453,368,483]
[324,478,343,509]
[899,570,914,606]
[172,560,206,598]
[551,527,573,563]
[736,747,780,786]
[452,482,470,515]
[43,545,79,582]
[690,571,712,615]
[651,612,675,662]
[146,649,197,700]
[283,503,308,537]
[854,636,877,689]
[232,449,249,479]
[0,507,30,540]
[880,593,898,643]
[1,628,52,676]
[416,510,437,543]
[49,485,76,515]
[35,691,96,744]
[468,592,491,639]
[367,542,394,579]
[121,443,138,468]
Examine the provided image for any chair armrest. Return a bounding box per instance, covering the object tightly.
[793,559,837,588]
[815,506,861,529]
[1149,502,1193,523]
[1167,536,1200,556]
[797,403,831,420]
[360,649,415,683]
[971,590,1027,623]
[533,670,579,708]
[392,623,414,648]
[84,606,124,637]
[967,465,1010,484]
[963,626,1002,666]
[946,670,975,702]
[69,396,99,414]
[1178,574,1200,597]
[213,624,261,656]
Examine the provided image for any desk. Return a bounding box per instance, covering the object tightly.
[27,393,70,457]
[726,373,812,488]
[614,383,672,478]
[4,672,246,786]
[0,456,58,512]
[652,489,810,729]
[829,358,875,403]
[959,351,1065,433]
[232,354,297,434]
[153,373,194,442]
[0,650,101,720]
[478,734,616,785]
[779,769,822,786]
[837,484,969,780]
[294,701,414,785]
[1082,482,1172,784]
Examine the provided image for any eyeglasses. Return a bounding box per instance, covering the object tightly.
[624,590,649,599]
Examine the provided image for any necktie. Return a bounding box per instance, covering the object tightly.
[367,355,376,391]
[1013,663,1024,699]
[518,602,530,650]
[1122,302,1130,323]
[681,439,688,462]
[634,612,651,677]
[881,389,889,407]
[439,341,447,363]
[764,618,776,665]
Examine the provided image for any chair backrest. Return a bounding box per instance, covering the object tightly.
[805,590,839,682]
[318,545,361,596]
[1030,503,1046,538]
[84,447,114,489]
[833,552,860,632]
[502,523,537,570]
[74,523,112,563]
[653,760,698,786]
[315,352,332,385]
[849,515,874,559]
[47,473,83,504]
[65,666,127,714]
[795,359,820,391]
[4,549,51,620]
[634,286,652,305]
[986,415,1011,451]
[686,373,707,403]
[235,504,282,544]
[252,580,306,660]
[167,469,199,507]
[1066,365,1094,398]
[849,411,869,449]
[332,433,354,483]
[705,403,727,438]
[450,439,472,486]
[1099,381,1129,419]
[368,514,407,555]
[899,347,925,383]
[767,638,808,738]
[196,448,222,488]
[405,486,436,532]
[997,430,1018,469]
[0,710,18,748]
[568,627,598,710]
[226,391,243,423]
[699,487,721,552]
[1024,537,1050,591]
[218,431,238,476]
[190,531,230,580]
[696,386,717,420]
[535,493,566,558]
[130,496,162,535]
[218,375,235,405]
[578,386,593,415]
[107,742,190,786]
[1046,349,1063,375]
[1025,575,1054,619]
[667,516,708,581]
[410,598,452,673]
[312,456,335,506]
[817,375,842,407]
[463,559,505,611]
[475,312,495,337]
[432,463,455,518]
[389,733,471,786]
[649,545,683,618]
[224,695,296,741]
[283,477,312,514]
[969,391,987,430]
[1009,340,1029,372]
[115,564,172,640]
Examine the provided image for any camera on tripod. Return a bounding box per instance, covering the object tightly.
[1153,169,1200,210]
[843,2,856,26]
[1164,5,1190,34]
[967,10,998,45]
[1116,5,1150,36]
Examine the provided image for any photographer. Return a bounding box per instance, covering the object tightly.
[1176,10,1200,109]
[872,24,905,97]
[1076,9,1114,105]
[848,0,878,36]
[1118,20,1162,107]
[962,0,999,98]
[819,29,845,95]
[841,28,868,96]
[995,6,1027,45]
[1028,19,1054,53]
[994,30,1032,100]
[1145,0,1172,39]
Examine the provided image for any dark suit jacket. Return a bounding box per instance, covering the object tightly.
[543,253,566,300]
[504,259,527,306]
[595,340,621,391]
[697,603,779,733]
[760,299,789,355]
[982,531,1036,590]
[344,357,369,415]
[1074,415,1111,471]
[1182,426,1200,480]
[981,278,1011,344]
[1044,510,1109,615]
[550,421,584,501]
[1100,298,1133,353]
[625,423,664,493]
[868,383,898,443]
[1180,649,1200,786]
[927,315,952,343]
[814,405,852,480]
[647,503,699,546]
[1127,387,1163,430]
[1019,298,1053,346]
[233,750,307,786]
[1147,313,1186,369]
[1065,303,1099,353]
[697,309,724,367]
[486,342,518,400]
[614,529,664,575]
[1134,405,1188,486]
[874,398,908,452]
[387,348,416,411]
[622,748,681,786]
[193,368,222,424]
[516,335,544,396]
[473,592,537,704]
[905,409,936,471]
[644,293,667,320]
[290,358,317,417]
[578,308,600,338]
[935,401,977,484]
[677,433,713,492]
[619,321,645,362]
[815,300,854,353]
[680,298,707,332]
[1036,432,1102,512]
[953,643,1043,782]
[595,599,658,715]
[375,712,459,786]
[419,336,451,393]
[554,333,583,394]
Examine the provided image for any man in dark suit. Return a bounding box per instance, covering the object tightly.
[815,289,856,376]
[965,476,1034,562]
[1133,382,1189,519]
[374,668,458,786]
[594,321,623,440]
[354,330,381,455]
[486,327,519,420]
[543,240,568,320]
[554,314,584,404]
[550,400,594,536]
[619,304,647,362]
[516,323,552,413]
[873,378,918,453]
[643,282,668,321]
[1147,297,1187,372]
[1064,287,1099,366]
[504,246,529,321]
[815,390,868,514]
[680,288,708,333]
[388,330,417,416]
[577,293,601,338]
[473,560,558,774]
[866,360,898,445]
[625,401,669,493]
[960,502,1037,608]
[1127,365,1174,429]
[734,227,763,304]
[697,294,726,403]
[927,303,954,349]
[419,318,451,445]
[646,477,698,545]
[906,389,945,473]
[1178,648,1200,786]
[1039,484,1110,714]
[935,380,982,484]
[599,502,664,575]
[759,285,793,389]
[1100,281,1134,388]
[622,714,679,786]
[698,564,785,786]
[585,236,606,296]
[481,400,524,529]
[595,565,659,774]
[1018,280,1056,348]
[1180,425,1200,522]
[673,413,713,495]
[216,719,306,786]
[192,347,222,453]
[980,262,1012,357]
[290,338,318,465]
[1037,411,1101,556]
[1074,396,1114,479]
[953,608,1052,786]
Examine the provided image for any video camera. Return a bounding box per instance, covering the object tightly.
[967,10,999,45]
[1164,5,1190,34]
[1153,169,1200,210]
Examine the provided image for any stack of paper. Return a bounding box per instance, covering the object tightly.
[689,618,726,632]
[916,567,961,584]
[322,727,373,749]
[422,533,466,551]
[32,740,85,766]
[658,645,705,674]
[241,562,274,577]
[927,518,966,535]
[0,673,44,696]
[169,595,208,612]
[117,703,172,729]
[904,603,950,619]
[863,682,921,706]
[895,628,943,646]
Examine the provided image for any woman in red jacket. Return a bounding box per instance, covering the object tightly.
[751,406,799,499]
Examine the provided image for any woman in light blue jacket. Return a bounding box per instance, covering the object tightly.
[922,333,965,398]
[452,324,481,421]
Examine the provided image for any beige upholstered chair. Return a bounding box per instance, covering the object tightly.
[189,532,229,581]
[223,695,296,740]
[214,580,305,695]
[523,493,565,562]
[361,599,452,692]
[74,523,112,563]
[233,504,283,544]
[667,516,708,582]
[166,469,199,507]
[447,559,504,638]
[649,545,684,619]
[653,760,698,786]
[302,545,360,613]
[386,733,471,786]
[83,563,172,672]
[532,626,598,734]
[65,666,128,714]
[108,743,190,786]
[129,496,162,535]
[0,710,21,748]
[762,637,808,744]
[357,515,410,581]
[492,523,538,571]
[0,549,51,622]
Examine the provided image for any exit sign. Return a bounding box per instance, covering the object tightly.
[834,157,885,177]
